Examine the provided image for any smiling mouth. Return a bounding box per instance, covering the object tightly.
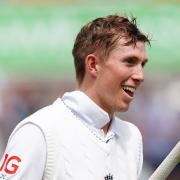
[122,85,136,97]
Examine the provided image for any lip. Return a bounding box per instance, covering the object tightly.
[121,87,134,100]
[122,84,137,95]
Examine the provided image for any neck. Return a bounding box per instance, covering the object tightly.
[78,85,114,118]
[102,120,112,134]
[78,84,114,134]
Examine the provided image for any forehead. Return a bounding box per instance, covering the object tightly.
[111,38,147,60]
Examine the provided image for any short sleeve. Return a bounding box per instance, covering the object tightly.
[0,123,46,180]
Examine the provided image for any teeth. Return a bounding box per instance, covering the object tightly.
[122,86,136,93]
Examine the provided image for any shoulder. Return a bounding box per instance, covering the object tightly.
[10,98,67,136]
[8,104,52,143]
[9,123,46,147]
[5,102,56,162]
[0,123,46,179]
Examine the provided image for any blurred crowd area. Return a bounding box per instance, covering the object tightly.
[0,74,179,180]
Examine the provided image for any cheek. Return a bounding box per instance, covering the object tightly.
[101,73,119,89]
[98,65,131,89]
[115,67,133,82]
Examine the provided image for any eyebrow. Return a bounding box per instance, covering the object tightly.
[125,55,148,63]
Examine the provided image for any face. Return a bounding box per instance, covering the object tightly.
[93,39,148,117]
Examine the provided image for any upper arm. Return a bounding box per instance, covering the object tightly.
[0,123,46,180]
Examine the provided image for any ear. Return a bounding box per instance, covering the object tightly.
[85,54,101,77]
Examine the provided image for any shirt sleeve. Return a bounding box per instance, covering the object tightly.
[0,123,46,180]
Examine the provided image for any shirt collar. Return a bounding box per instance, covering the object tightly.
[61,90,123,137]
[61,90,111,129]
[109,116,123,137]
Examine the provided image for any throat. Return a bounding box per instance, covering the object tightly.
[102,121,112,135]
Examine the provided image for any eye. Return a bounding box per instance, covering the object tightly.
[142,62,146,68]
[142,60,148,68]
[124,57,137,66]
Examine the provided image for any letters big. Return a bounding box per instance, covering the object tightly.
[0,154,21,174]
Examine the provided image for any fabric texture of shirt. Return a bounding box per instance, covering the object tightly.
[0,90,143,180]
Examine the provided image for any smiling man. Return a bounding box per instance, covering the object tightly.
[0,15,150,180]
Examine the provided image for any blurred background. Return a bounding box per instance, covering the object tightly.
[0,0,180,179]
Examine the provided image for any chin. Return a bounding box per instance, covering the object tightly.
[121,108,129,112]
[116,106,129,112]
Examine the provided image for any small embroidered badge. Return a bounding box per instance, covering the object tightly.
[104,173,113,180]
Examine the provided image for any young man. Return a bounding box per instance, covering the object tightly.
[0,14,150,180]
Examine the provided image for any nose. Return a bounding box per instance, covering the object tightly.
[131,65,144,84]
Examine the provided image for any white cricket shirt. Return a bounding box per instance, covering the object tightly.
[0,90,143,180]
